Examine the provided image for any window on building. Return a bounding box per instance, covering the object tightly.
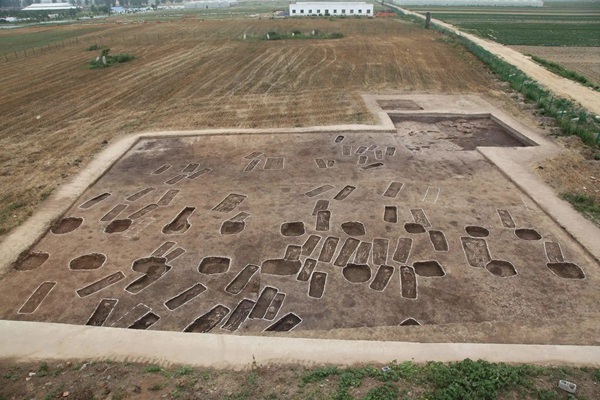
[333,9,337,13]
[350,9,354,13]
[366,9,370,13]
[317,9,320,13]
[325,9,329,14]
[309,9,312,13]
[358,9,362,13]
[292,9,296,13]
[341,9,345,13]
[300,9,304,13]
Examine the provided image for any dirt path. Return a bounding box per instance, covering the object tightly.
[393,5,600,116]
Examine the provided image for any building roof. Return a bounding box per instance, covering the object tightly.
[22,3,78,11]
[291,1,372,5]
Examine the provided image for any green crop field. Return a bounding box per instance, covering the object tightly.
[0,26,104,52]
[403,2,600,46]
[433,14,599,46]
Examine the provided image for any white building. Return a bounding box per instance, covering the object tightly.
[184,0,237,9]
[22,2,78,11]
[289,2,373,17]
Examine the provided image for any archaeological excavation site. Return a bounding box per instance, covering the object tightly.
[0,94,598,347]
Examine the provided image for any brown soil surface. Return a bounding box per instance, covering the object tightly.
[512,46,600,86]
[534,143,600,210]
[1,116,597,344]
[0,18,497,238]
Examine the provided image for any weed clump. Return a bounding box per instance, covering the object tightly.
[262,30,344,40]
[89,48,134,69]
[528,54,600,92]
[86,44,105,51]
[561,193,600,222]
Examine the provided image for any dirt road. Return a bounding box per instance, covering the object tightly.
[511,46,600,87]
[393,6,600,116]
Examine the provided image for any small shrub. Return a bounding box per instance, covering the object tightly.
[111,53,135,63]
[89,48,134,69]
[38,362,49,377]
[265,31,282,40]
[86,44,104,51]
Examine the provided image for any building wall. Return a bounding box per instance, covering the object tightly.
[289,2,374,16]
[184,1,232,9]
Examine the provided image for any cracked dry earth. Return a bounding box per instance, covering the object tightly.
[1,116,598,342]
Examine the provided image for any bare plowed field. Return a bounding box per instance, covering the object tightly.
[512,45,600,86]
[0,19,495,238]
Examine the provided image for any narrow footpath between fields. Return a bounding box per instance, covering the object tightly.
[390,5,600,117]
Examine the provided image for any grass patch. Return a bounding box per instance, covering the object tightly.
[426,359,529,399]
[2,360,600,399]
[561,193,600,222]
[144,365,163,373]
[261,30,343,40]
[363,383,400,400]
[296,359,592,399]
[528,54,600,91]
[0,201,26,226]
[173,365,194,377]
[0,26,104,53]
